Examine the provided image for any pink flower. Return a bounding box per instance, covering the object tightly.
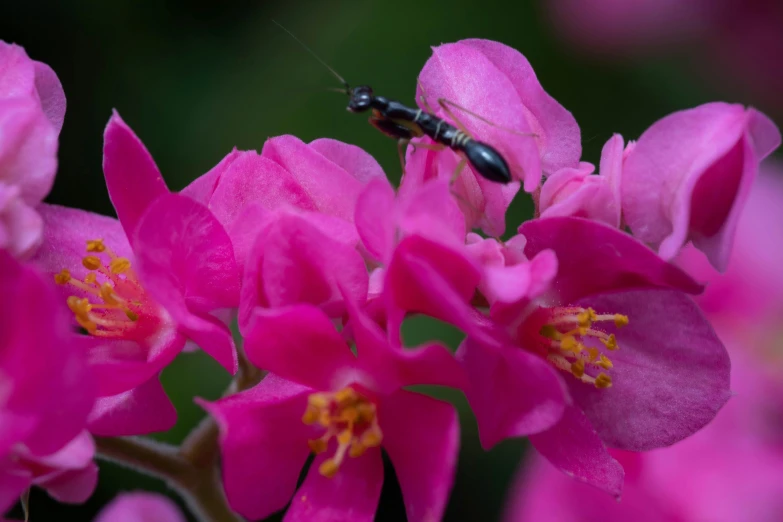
[0,42,66,258]
[621,102,780,271]
[538,134,626,227]
[94,492,185,522]
[0,251,96,513]
[676,161,783,327]
[441,217,729,496]
[31,112,239,435]
[505,337,783,522]
[201,300,465,521]
[181,135,385,271]
[404,39,580,236]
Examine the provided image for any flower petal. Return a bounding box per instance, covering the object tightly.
[199,375,312,521]
[417,42,542,191]
[88,376,177,436]
[572,289,731,451]
[529,405,624,497]
[355,178,396,262]
[380,390,459,522]
[179,148,243,205]
[33,61,66,134]
[519,216,702,303]
[95,492,186,522]
[34,461,98,504]
[286,449,384,522]
[308,138,386,184]
[457,338,568,449]
[244,305,358,391]
[103,111,169,239]
[132,193,239,374]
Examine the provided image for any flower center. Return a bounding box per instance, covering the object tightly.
[527,306,628,389]
[301,386,383,478]
[54,238,156,340]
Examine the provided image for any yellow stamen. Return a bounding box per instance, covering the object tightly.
[570,359,585,378]
[597,354,613,369]
[601,334,618,350]
[86,239,106,253]
[109,257,131,274]
[82,256,102,270]
[595,373,612,388]
[614,314,629,327]
[318,459,340,478]
[54,269,71,285]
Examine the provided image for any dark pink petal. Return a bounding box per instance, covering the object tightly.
[457,338,568,449]
[87,377,177,436]
[458,39,581,173]
[308,138,386,184]
[0,42,35,98]
[103,111,169,238]
[519,217,702,303]
[0,183,43,258]
[95,492,186,522]
[572,289,730,451]
[244,305,357,390]
[132,193,239,374]
[417,43,542,191]
[33,62,66,134]
[0,467,29,514]
[529,405,624,497]
[239,210,367,328]
[380,390,459,522]
[345,294,466,393]
[199,375,312,521]
[355,178,396,262]
[621,103,780,271]
[397,179,467,248]
[386,236,482,333]
[34,462,98,504]
[286,450,383,522]
[262,135,384,222]
[28,431,94,470]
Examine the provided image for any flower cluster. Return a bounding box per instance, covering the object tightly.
[0,36,779,521]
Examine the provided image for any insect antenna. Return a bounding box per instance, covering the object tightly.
[272,19,351,95]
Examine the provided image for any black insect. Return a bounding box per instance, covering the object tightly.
[274,21,519,184]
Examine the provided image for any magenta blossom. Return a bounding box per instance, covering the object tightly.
[202,299,465,521]
[424,217,729,496]
[95,492,185,522]
[506,335,783,522]
[402,39,580,236]
[0,251,96,513]
[0,41,65,258]
[621,102,780,271]
[182,135,385,271]
[31,113,239,435]
[676,161,783,327]
[539,133,626,227]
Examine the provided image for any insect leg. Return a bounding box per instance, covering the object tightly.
[437,98,538,138]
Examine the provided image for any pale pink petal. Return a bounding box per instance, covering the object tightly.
[529,405,624,497]
[200,375,312,521]
[519,216,702,303]
[33,62,66,134]
[458,39,581,173]
[286,449,383,522]
[102,111,169,238]
[308,138,386,184]
[457,338,568,448]
[178,148,243,205]
[95,492,186,522]
[35,462,98,504]
[0,42,35,98]
[0,183,43,258]
[244,305,358,390]
[571,289,730,451]
[380,391,459,522]
[88,377,177,436]
[29,431,94,470]
[417,43,542,191]
[132,193,238,374]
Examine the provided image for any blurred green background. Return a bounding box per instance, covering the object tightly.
[3,1,780,520]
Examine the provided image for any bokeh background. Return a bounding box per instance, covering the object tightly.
[3,1,781,520]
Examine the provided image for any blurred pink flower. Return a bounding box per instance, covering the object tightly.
[31,112,239,435]
[458,217,729,496]
[539,134,625,227]
[94,492,185,522]
[0,251,96,513]
[621,102,780,271]
[404,39,580,236]
[0,41,65,258]
[202,300,464,521]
